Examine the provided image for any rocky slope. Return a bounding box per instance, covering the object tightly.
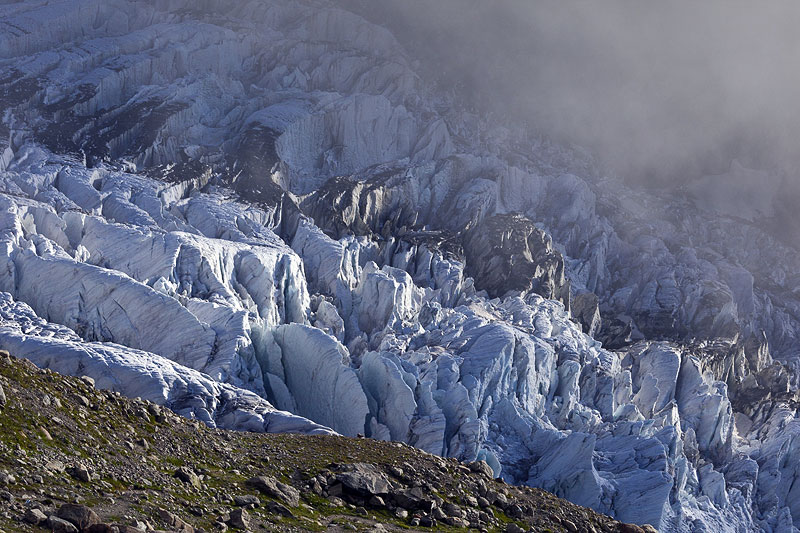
[1,1,800,532]
[0,351,647,533]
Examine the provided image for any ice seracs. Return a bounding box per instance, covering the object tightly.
[2,1,800,531]
[0,292,332,435]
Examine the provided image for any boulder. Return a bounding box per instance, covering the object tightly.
[23,508,47,525]
[174,467,201,489]
[245,476,300,507]
[467,460,494,478]
[67,464,92,483]
[233,495,260,507]
[228,508,250,530]
[48,515,79,533]
[57,504,100,530]
[158,509,194,532]
[265,501,294,518]
[335,463,391,496]
[392,486,435,512]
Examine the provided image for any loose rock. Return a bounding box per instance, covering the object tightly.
[158,509,195,532]
[174,467,201,489]
[233,495,259,507]
[23,507,48,525]
[57,503,101,530]
[68,464,92,483]
[467,460,495,478]
[48,515,80,533]
[245,476,299,507]
[228,508,250,530]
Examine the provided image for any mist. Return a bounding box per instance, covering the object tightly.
[342,0,800,190]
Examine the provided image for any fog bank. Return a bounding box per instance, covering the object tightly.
[343,0,800,188]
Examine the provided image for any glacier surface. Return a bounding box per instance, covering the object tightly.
[1,1,800,531]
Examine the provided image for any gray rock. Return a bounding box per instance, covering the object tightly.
[0,382,5,408]
[158,509,195,532]
[571,291,602,337]
[48,515,79,533]
[23,508,47,525]
[174,467,201,489]
[419,516,436,527]
[335,463,391,496]
[68,464,92,483]
[506,524,525,533]
[442,502,464,518]
[327,496,345,507]
[245,476,299,507]
[266,501,294,518]
[326,482,343,498]
[147,403,164,422]
[85,524,116,533]
[562,519,578,532]
[447,517,471,528]
[309,479,323,495]
[467,460,494,479]
[367,495,385,507]
[233,495,259,507]
[57,504,100,530]
[485,490,507,506]
[431,507,446,521]
[227,508,250,530]
[392,487,435,512]
[45,460,66,474]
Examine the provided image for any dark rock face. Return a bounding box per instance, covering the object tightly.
[598,316,640,350]
[301,177,384,239]
[300,175,424,241]
[571,291,602,337]
[689,333,798,414]
[464,213,569,303]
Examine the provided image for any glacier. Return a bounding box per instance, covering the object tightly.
[2,0,800,531]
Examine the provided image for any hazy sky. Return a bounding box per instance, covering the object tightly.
[344,0,800,187]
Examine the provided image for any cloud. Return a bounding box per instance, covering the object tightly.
[343,0,800,187]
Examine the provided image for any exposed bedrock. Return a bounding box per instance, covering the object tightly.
[463,213,570,304]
